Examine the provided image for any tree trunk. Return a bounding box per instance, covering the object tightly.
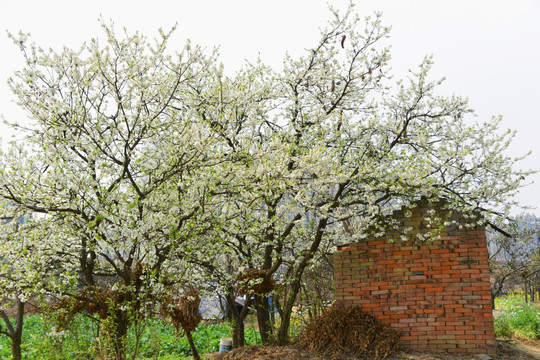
[276,285,301,346]
[275,218,330,345]
[225,289,251,348]
[491,272,511,308]
[11,334,22,360]
[255,295,273,344]
[12,300,24,360]
[231,316,245,348]
[113,312,129,360]
[186,330,200,360]
[276,305,293,345]
[531,273,540,302]
[537,273,540,303]
[269,296,276,329]
[524,277,529,303]
[0,300,25,360]
[225,291,243,348]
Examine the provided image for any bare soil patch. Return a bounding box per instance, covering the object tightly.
[1,299,42,318]
[500,338,540,360]
[205,339,540,360]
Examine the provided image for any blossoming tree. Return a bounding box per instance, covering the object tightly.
[0,3,531,355]
[0,204,47,360]
[190,5,531,344]
[0,23,224,359]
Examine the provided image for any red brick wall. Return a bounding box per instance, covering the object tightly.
[334,203,496,355]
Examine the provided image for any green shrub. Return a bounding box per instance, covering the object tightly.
[494,313,512,338]
[494,293,540,339]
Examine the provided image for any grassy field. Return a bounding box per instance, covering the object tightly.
[0,314,262,360]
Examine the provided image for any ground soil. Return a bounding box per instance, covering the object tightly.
[1,299,42,318]
[204,339,540,360]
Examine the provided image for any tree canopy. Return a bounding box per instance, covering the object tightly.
[0,4,531,357]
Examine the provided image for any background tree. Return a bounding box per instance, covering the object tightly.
[488,214,540,304]
[0,201,53,360]
[0,215,29,360]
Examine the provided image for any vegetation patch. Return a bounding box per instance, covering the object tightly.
[0,314,262,359]
[495,294,540,339]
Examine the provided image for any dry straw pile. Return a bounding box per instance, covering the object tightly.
[297,304,401,359]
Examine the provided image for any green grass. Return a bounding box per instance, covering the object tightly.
[0,314,262,359]
[494,293,540,339]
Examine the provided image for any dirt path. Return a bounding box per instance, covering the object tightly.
[511,340,540,359]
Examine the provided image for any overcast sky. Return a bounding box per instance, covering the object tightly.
[1,0,539,214]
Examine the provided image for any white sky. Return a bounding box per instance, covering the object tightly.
[1,0,539,214]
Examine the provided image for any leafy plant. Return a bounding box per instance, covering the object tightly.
[494,293,540,339]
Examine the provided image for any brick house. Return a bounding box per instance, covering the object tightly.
[334,200,496,356]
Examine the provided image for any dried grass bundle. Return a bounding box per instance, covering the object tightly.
[237,268,275,296]
[297,304,401,360]
[52,287,127,327]
[160,288,202,334]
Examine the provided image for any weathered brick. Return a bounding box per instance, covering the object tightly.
[333,202,495,356]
